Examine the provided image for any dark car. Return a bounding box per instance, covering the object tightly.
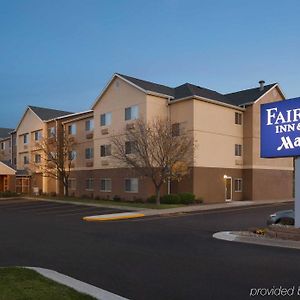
[267,209,294,225]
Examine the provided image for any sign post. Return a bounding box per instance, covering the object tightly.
[261,97,300,228]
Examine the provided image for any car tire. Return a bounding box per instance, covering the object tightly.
[277,218,294,226]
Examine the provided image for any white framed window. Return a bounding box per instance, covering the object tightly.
[68,178,76,190]
[100,178,112,192]
[235,144,242,156]
[34,131,42,141]
[125,178,138,193]
[100,144,111,157]
[100,112,112,126]
[48,127,56,137]
[68,124,76,135]
[68,150,77,160]
[235,112,242,125]
[85,148,94,159]
[86,178,94,191]
[125,105,139,121]
[86,119,94,131]
[234,178,242,192]
[23,133,29,144]
[34,154,41,163]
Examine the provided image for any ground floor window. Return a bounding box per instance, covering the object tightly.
[125,178,138,193]
[68,178,76,190]
[234,178,242,192]
[100,178,112,192]
[85,178,94,191]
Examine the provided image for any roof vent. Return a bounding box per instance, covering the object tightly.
[259,80,265,91]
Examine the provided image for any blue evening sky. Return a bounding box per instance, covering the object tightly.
[0,0,299,128]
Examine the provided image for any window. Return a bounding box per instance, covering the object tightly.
[125,141,136,154]
[34,131,42,141]
[100,112,112,126]
[235,179,242,192]
[68,124,76,135]
[85,119,94,131]
[48,127,56,137]
[125,178,138,193]
[0,142,5,150]
[68,150,77,160]
[235,144,242,156]
[100,144,111,157]
[172,123,180,137]
[85,148,94,159]
[23,155,29,165]
[23,133,29,144]
[34,154,41,163]
[85,178,94,191]
[125,105,139,121]
[235,112,242,125]
[68,178,76,190]
[100,178,112,192]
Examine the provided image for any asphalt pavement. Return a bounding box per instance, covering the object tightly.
[0,198,299,300]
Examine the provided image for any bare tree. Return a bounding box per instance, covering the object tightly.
[111,118,194,205]
[33,133,76,197]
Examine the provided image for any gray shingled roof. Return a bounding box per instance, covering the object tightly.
[117,74,276,107]
[0,128,14,139]
[224,83,278,106]
[1,160,15,170]
[29,106,73,121]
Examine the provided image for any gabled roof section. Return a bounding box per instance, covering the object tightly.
[0,161,16,175]
[117,73,175,98]
[29,106,73,121]
[224,83,278,106]
[0,128,14,139]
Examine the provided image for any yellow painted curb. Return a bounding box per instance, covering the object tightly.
[83,213,145,222]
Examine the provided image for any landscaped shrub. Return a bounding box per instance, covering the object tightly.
[0,191,18,198]
[178,192,195,204]
[161,194,181,204]
[147,195,157,203]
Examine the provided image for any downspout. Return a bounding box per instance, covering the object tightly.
[167,97,172,195]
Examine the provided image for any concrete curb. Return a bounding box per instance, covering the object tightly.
[26,267,128,300]
[83,212,145,222]
[213,231,300,250]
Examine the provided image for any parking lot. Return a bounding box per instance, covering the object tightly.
[0,198,126,219]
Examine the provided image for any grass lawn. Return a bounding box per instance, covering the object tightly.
[0,267,95,300]
[34,195,187,209]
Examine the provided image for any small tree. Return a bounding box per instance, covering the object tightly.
[34,133,76,197]
[111,118,194,205]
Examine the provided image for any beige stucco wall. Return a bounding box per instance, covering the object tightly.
[0,137,12,162]
[246,86,293,170]
[16,109,45,170]
[93,77,147,169]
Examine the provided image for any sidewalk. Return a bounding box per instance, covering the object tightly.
[80,198,293,221]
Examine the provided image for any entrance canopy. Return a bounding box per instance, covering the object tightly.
[0,161,16,175]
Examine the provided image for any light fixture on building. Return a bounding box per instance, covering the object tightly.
[224,175,228,179]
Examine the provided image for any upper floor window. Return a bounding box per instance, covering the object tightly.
[172,123,180,137]
[23,155,29,165]
[235,144,242,156]
[34,131,42,141]
[125,178,138,193]
[125,105,139,121]
[86,119,94,131]
[23,133,29,144]
[0,142,5,150]
[68,150,77,160]
[100,144,111,157]
[85,148,94,159]
[34,154,41,163]
[125,141,136,154]
[48,127,56,137]
[68,124,76,135]
[100,112,112,126]
[235,112,242,125]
